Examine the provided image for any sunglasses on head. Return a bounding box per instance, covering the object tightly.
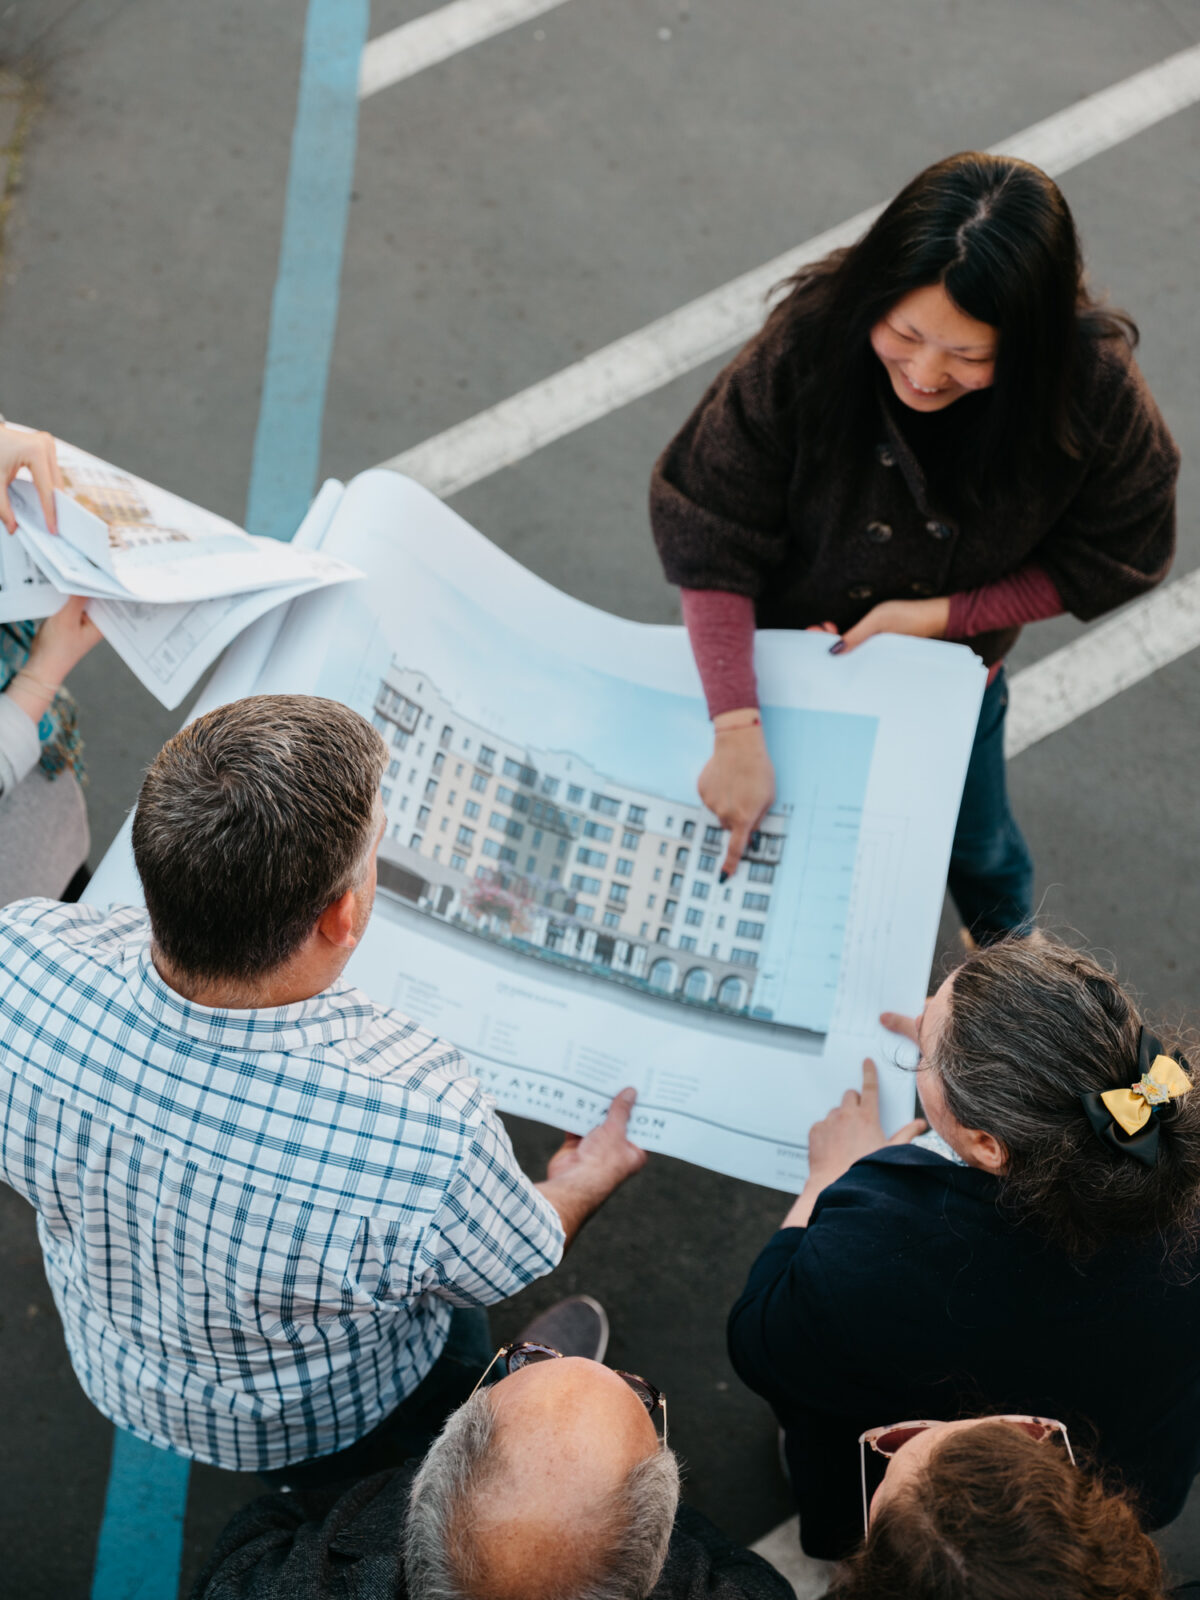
[470,1340,668,1447]
[858,1415,1074,1531]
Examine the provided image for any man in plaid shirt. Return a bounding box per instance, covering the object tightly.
[0,694,645,1478]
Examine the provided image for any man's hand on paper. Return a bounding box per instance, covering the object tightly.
[0,425,61,536]
[780,1059,926,1229]
[537,1087,648,1251]
[700,712,776,878]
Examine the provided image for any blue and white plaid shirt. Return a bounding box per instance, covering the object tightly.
[0,900,564,1471]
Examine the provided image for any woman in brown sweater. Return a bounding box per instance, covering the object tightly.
[650,152,1179,944]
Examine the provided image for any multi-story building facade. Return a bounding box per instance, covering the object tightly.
[371,663,791,1018]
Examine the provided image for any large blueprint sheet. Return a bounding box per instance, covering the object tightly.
[90,471,985,1193]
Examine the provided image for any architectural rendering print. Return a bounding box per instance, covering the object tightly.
[372,662,791,1022]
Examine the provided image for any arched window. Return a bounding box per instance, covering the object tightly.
[683,967,711,1002]
[648,958,677,993]
[717,975,747,1010]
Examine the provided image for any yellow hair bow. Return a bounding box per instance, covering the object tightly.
[1100,1056,1193,1137]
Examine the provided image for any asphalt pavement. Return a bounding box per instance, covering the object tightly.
[1,0,1199,1594]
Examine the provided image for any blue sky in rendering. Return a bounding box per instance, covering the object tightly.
[316,549,875,814]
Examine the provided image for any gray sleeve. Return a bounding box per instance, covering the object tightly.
[0,691,42,797]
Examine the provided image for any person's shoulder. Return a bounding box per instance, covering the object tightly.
[1074,319,1132,380]
[810,1145,997,1232]
[717,291,815,414]
[316,1464,416,1562]
[189,1466,415,1599]
[1070,325,1155,427]
[837,1142,986,1186]
[654,1504,798,1600]
[1070,325,1178,477]
[0,897,147,963]
[324,986,493,1126]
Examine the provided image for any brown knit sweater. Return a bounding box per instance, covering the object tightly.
[650,307,1180,667]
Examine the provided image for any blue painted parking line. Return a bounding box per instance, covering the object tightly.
[91,1432,191,1600]
[245,0,371,541]
[89,1,369,1592]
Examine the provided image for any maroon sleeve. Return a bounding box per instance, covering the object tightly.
[945,565,1065,641]
[680,589,759,718]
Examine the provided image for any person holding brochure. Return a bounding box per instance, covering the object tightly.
[0,694,646,1481]
[0,423,100,902]
[650,152,1179,945]
[727,935,1200,1560]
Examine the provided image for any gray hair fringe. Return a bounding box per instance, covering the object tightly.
[405,1390,681,1600]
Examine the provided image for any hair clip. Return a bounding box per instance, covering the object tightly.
[1079,1028,1192,1168]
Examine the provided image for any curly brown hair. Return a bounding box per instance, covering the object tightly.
[830,1421,1168,1600]
[929,937,1200,1257]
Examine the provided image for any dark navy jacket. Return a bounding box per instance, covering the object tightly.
[728,1147,1200,1561]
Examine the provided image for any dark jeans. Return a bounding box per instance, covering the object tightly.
[946,667,1035,944]
[260,1307,493,1492]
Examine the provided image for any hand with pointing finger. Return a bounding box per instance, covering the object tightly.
[698,711,776,879]
[781,1058,926,1227]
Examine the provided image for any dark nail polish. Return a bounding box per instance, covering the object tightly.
[828,640,846,655]
[719,870,729,884]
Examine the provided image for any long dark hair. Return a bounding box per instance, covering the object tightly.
[830,1422,1167,1600]
[776,152,1136,500]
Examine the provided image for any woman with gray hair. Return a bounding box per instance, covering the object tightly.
[729,936,1200,1563]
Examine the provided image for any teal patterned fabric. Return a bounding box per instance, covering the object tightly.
[0,621,85,779]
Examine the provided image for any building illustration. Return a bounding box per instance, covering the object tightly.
[371,663,793,1021]
[60,462,188,550]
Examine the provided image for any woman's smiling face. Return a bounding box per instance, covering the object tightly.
[869,283,998,412]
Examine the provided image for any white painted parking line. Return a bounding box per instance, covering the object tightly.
[359,0,572,99]
[383,201,881,493]
[1006,566,1200,757]
[379,42,1200,496]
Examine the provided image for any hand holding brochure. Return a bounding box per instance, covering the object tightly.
[5,435,363,707]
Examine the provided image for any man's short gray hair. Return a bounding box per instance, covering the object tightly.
[405,1390,680,1600]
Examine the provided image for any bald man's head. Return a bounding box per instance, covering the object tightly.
[406,1357,679,1600]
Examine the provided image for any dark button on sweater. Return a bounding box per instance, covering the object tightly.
[925,519,954,540]
[864,521,893,543]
